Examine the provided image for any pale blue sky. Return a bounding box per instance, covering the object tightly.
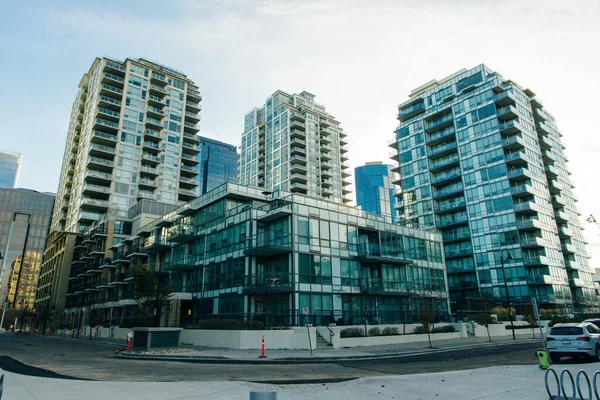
[1,0,599,264]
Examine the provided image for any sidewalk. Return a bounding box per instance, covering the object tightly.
[119,334,543,363]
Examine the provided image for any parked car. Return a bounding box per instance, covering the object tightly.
[547,322,600,363]
[584,319,600,329]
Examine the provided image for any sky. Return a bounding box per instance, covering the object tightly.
[0,0,599,266]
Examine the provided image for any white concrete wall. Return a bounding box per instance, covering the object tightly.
[472,321,547,338]
[180,328,317,350]
[339,332,462,348]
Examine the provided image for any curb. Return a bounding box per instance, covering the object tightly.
[119,339,540,364]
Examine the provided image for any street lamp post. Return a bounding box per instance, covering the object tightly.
[499,250,516,340]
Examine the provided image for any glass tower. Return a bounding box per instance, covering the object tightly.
[239,91,352,204]
[390,64,595,313]
[50,57,202,234]
[354,162,399,223]
[0,189,55,309]
[0,151,22,188]
[196,136,239,195]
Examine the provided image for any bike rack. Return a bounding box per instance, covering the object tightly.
[545,368,600,400]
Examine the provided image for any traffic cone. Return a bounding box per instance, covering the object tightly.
[93,331,97,341]
[127,336,132,350]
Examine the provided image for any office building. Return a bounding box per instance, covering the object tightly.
[50,56,203,236]
[0,189,54,308]
[0,151,22,188]
[64,183,449,328]
[239,91,352,204]
[390,64,595,312]
[355,162,399,223]
[196,136,238,195]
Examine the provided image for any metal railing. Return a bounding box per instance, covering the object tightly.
[544,368,600,399]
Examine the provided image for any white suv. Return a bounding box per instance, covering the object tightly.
[547,322,600,363]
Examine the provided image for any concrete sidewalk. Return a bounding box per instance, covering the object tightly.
[0,364,572,399]
[119,335,543,363]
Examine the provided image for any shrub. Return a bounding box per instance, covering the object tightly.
[340,327,365,338]
[381,327,400,336]
[432,325,456,333]
[368,327,381,336]
[413,326,430,334]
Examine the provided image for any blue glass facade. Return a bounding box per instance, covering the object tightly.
[196,136,239,195]
[354,162,398,223]
[0,151,22,188]
[391,64,595,313]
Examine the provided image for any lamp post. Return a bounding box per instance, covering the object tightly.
[499,250,516,340]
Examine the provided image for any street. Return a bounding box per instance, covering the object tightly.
[0,334,544,382]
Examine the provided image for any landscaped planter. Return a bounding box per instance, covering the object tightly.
[339,332,462,348]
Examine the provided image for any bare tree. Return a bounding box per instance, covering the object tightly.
[133,265,171,327]
[475,297,494,342]
[522,303,538,339]
[418,307,435,348]
[251,275,283,330]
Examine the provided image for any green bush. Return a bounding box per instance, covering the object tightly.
[432,325,456,333]
[381,327,399,336]
[368,327,381,336]
[340,327,365,338]
[413,326,430,334]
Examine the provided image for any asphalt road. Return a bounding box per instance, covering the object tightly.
[0,334,546,382]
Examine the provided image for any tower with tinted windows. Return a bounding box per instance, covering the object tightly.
[354,162,399,223]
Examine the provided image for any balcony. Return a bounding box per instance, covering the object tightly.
[184,111,201,124]
[83,184,111,196]
[145,117,163,130]
[93,118,119,134]
[494,91,517,106]
[91,131,118,146]
[245,232,293,257]
[559,227,574,238]
[144,129,162,142]
[138,190,156,201]
[536,122,551,136]
[104,60,125,74]
[148,95,166,108]
[290,154,307,165]
[180,164,199,176]
[436,214,469,228]
[552,194,567,207]
[434,198,467,214]
[555,210,569,223]
[432,183,463,200]
[445,247,473,259]
[81,197,110,211]
[140,166,159,177]
[502,135,526,151]
[182,132,199,144]
[397,101,426,121]
[87,156,114,172]
[533,108,548,122]
[507,167,532,181]
[442,230,471,243]
[182,142,199,154]
[142,140,161,154]
[290,137,306,148]
[499,120,524,136]
[290,182,308,193]
[523,255,550,267]
[150,84,168,97]
[424,113,454,133]
[510,184,535,197]
[527,275,553,285]
[426,127,456,146]
[290,146,305,157]
[85,170,113,184]
[388,138,398,150]
[290,120,306,130]
[513,201,540,214]
[147,106,165,119]
[542,150,556,164]
[179,175,197,188]
[187,89,202,101]
[429,155,460,172]
[150,72,168,86]
[357,243,409,265]
[497,105,518,121]
[549,180,563,194]
[142,153,161,166]
[184,121,200,133]
[100,84,123,99]
[97,107,120,122]
[504,151,529,166]
[569,278,586,288]
[565,260,581,270]
[185,101,201,113]
[539,135,553,150]
[516,219,543,231]
[290,163,308,173]
[178,188,198,201]
[290,129,305,139]
[181,153,199,165]
[545,164,559,178]
[562,243,577,255]
[520,236,545,248]
[321,152,333,162]
[428,141,458,159]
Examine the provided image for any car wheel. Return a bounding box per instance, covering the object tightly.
[550,353,561,363]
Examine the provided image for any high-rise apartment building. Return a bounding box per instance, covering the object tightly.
[50,57,203,235]
[196,136,238,195]
[0,151,22,188]
[355,162,399,223]
[390,64,595,312]
[0,189,54,308]
[239,91,351,204]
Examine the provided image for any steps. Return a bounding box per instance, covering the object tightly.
[316,331,332,349]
